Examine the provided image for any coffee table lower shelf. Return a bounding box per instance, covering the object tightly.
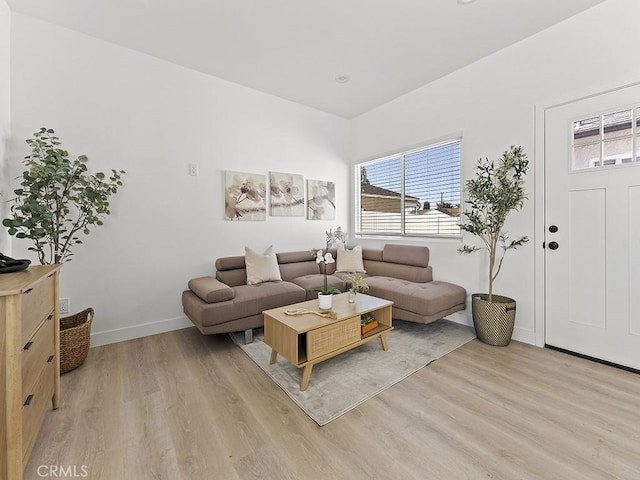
[269,326,392,391]
[263,293,394,391]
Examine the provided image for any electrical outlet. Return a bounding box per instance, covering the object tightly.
[59,298,70,315]
[188,163,198,176]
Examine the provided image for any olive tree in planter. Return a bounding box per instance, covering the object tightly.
[459,145,529,346]
[2,128,125,373]
[3,128,125,264]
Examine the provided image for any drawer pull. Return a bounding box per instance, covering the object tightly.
[23,341,34,351]
[24,288,33,295]
[47,355,55,363]
[24,394,34,406]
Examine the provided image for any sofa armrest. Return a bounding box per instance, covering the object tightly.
[188,276,235,303]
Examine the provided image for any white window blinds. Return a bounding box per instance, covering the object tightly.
[356,139,461,237]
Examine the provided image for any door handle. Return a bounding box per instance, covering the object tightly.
[549,225,558,233]
[548,241,559,250]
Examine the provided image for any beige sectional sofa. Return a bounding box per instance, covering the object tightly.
[182,244,466,341]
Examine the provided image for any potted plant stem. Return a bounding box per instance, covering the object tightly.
[459,145,529,346]
[313,227,345,310]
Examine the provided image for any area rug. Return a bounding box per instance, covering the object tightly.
[230,319,475,426]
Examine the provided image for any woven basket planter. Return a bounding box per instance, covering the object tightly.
[60,308,94,374]
[471,294,516,346]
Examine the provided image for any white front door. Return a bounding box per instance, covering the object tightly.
[545,84,640,370]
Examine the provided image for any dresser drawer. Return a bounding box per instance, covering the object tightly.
[22,273,55,344]
[22,315,55,398]
[306,316,360,361]
[22,359,55,462]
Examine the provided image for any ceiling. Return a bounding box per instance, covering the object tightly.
[7,0,607,119]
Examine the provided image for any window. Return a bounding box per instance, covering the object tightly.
[573,107,640,170]
[355,138,461,237]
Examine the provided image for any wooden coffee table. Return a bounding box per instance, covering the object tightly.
[263,293,393,391]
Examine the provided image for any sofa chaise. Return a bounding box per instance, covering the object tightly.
[182,244,466,341]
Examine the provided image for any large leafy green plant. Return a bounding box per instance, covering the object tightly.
[459,145,529,301]
[3,128,125,264]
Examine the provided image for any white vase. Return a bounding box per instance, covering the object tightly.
[318,293,333,311]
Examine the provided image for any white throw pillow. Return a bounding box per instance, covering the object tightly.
[336,245,366,273]
[245,246,282,285]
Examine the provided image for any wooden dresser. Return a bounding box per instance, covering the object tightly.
[0,265,61,480]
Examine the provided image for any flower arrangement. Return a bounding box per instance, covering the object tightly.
[314,227,346,295]
[347,272,369,296]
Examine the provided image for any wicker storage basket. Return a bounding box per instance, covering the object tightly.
[471,294,516,346]
[60,308,94,374]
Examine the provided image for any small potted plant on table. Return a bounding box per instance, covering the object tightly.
[346,272,368,303]
[361,313,378,335]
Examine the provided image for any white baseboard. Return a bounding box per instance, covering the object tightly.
[512,326,536,345]
[90,316,192,347]
[89,311,538,348]
[445,310,472,327]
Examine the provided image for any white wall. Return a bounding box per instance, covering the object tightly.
[0,0,10,255]
[9,14,350,345]
[9,0,639,347]
[351,0,640,344]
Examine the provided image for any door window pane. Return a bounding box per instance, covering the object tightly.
[573,116,600,170]
[572,108,640,170]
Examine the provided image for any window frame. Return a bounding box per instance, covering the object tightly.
[354,137,463,240]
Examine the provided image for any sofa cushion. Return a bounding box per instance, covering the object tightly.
[215,255,245,271]
[188,276,235,303]
[362,248,383,261]
[336,245,365,273]
[245,246,282,285]
[289,274,346,300]
[183,281,306,327]
[365,276,466,317]
[382,244,429,268]
[363,261,432,283]
[276,250,316,264]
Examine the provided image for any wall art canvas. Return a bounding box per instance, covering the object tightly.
[269,172,304,217]
[307,179,336,220]
[225,171,267,221]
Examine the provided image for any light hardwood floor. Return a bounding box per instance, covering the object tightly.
[25,326,640,480]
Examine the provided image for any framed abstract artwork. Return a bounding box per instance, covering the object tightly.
[306,179,336,220]
[224,171,267,221]
[269,172,304,217]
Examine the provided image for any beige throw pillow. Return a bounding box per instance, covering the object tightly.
[245,246,282,285]
[336,245,366,273]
